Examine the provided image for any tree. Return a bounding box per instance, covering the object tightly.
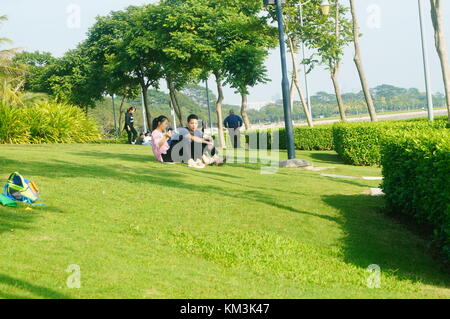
[273,0,316,127]
[289,0,353,123]
[182,84,217,108]
[13,51,57,93]
[195,0,275,145]
[430,0,450,123]
[86,6,164,129]
[349,0,377,121]
[47,46,105,114]
[0,15,26,98]
[223,44,270,129]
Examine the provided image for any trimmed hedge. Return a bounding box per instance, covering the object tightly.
[380,128,450,264]
[332,117,448,166]
[246,125,334,151]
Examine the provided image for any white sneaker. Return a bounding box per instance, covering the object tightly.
[202,154,213,165]
[188,159,205,169]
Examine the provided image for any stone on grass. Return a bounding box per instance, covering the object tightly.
[279,158,313,169]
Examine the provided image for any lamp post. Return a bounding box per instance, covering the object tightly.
[205,80,213,135]
[141,88,148,133]
[111,94,118,136]
[264,0,296,159]
[417,0,434,121]
[263,0,330,161]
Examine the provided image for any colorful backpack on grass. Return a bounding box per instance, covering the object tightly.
[3,172,41,204]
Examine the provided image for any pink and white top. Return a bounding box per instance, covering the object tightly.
[151,130,170,162]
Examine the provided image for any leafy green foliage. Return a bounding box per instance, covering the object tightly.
[246,125,334,151]
[332,117,449,166]
[381,129,450,264]
[0,101,100,144]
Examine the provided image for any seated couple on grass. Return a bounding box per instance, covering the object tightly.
[151,114,225,168]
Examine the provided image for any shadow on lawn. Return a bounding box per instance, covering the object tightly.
[0,207,35,234]
[322,194,450,288]
[1,153,448,290]
[308,152,345,165]
[0,273,70,299]
[70,151,153,164]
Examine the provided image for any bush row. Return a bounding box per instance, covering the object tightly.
[380,128,450,264]
[245,125,334,151]
[0,101,100,144]
[332,116,448,166]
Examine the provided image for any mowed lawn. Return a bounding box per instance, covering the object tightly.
[0,144,449,299]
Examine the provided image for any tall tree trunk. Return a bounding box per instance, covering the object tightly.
[167,79,183,127]
[214,71,226,148]
[331,64,347,122]
[118,95,126,133]
[430,0,450,123]
[332,1,347,122]
[241,92,251,130]
[349,0,377,121]
[140,83,152,131]
[287,36,313,127]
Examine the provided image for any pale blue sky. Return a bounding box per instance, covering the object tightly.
[1,0,449,106]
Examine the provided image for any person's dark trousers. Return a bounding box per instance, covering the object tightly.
[161,139,184,163]
[227,128,241,149]
[190,142,217,161]
[127,126,138,144]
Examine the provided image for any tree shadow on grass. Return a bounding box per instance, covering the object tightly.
[2,153,448,290]
[69,151,153,164]
[0,207,35,235]
[0,273,70,299]
[308,152,344,165]
[322,194,450,288]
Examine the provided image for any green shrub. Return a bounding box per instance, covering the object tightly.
[332,118,448,166]
[0,101,30,144]
[246,125,333,151]
[294,126,333,150]
[0,101,100,144]
[380,129,450,264]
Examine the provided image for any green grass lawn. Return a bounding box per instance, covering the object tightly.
[0,144,449,299]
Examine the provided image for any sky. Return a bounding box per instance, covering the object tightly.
[1,0,450,107]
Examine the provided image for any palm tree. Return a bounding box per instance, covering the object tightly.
[0,15,26,99]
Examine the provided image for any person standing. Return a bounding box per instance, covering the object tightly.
[223,110,243,149]
[124,107,138,144]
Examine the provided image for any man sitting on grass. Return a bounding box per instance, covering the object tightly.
[174,114,225,167]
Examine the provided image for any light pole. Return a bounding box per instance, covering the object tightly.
[418,0,434,121]
[205,80,213,135]
[263,0,330,160]
[141,87,148,133]
[264,0,296,159]
[111,94,118,136]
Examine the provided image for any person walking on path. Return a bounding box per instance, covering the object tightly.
[223,110,243,149]
[124,107,138,144]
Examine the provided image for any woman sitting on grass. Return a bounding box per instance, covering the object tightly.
[151,116,174,163]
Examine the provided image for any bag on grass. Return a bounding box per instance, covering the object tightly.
[0,193,17,207]
[3,172,40,204]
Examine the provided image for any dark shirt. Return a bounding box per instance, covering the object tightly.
[125,112,134,127]
[223,114,243,128]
